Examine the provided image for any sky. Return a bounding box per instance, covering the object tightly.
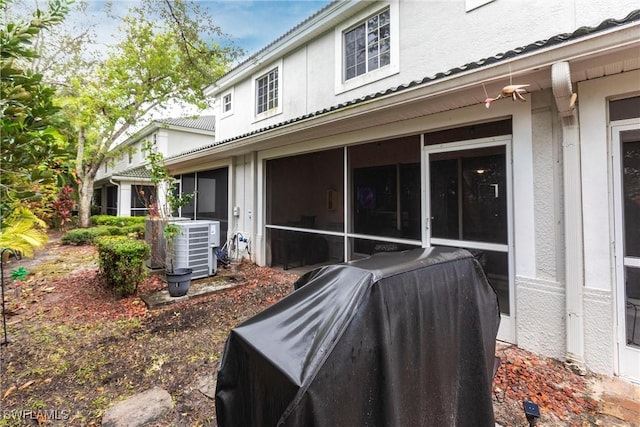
[80,0,333,58]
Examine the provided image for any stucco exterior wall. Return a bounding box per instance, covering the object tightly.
[531,90,562,282]
[164,129,215,158]
[516,277,566,359]
[230,153,256,256]
[584,289,614,374]
[577,69,640,376]
[515,89,566,359]
[213,0,638,142]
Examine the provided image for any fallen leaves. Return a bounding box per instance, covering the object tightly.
[0,237,612,426]
[493,345,599,425]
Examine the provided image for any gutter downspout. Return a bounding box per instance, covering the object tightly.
[552,61,586,373]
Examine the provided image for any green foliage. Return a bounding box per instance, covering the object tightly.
[0,0,75,222]
[61,227,106,245]
[95,236,149,296]
[143,140,194,218]
[143,141,193,272]
[25,182,59,227]
[91,215,146,227]
[63,0,242,228]
[123,224,145,238]
[61,223,144,245]
[11,267,29,280]
[0,206,48,257]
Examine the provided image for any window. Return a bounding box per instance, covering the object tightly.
[106,185,118,216]
[344,8,390,81]
[128,150,133,164]
[175,168,229,238]
[221,89,234,118]
[334,3,398,93]
[131,185,155,216]
[223,93,232,113]
[256,68,278,115]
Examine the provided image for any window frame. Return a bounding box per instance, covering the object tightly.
[221,89,234,118]
[343,8,391,81]
[252,60,282,122]
[334,2,399,94]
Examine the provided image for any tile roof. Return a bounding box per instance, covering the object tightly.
[158,115,215,132]
[113,165,152,179]
[168,9,640,161]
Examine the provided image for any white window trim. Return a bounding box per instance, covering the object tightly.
[221,88,234,118]
[252,59,283,123]
[334,1,399,95]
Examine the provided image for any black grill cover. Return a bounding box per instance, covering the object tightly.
[216,247,500,427]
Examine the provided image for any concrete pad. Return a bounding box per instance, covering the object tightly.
[141,277,240,309]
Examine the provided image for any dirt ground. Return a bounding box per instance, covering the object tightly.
[0,236,630,426]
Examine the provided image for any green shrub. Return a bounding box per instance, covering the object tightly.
[61,223,146,245]
[61,227,109,245]
[95,236,150,296]
[122,223,145,239]
[91,215,146,227]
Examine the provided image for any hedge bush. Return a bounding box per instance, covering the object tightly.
[61,223,145,245]
[61,227,110,245]
[91,215,146,227]
[95,236,150,296]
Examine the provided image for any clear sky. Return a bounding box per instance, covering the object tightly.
[79,0,333,58]
[203,0,333,55]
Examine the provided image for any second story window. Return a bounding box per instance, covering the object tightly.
[256,68,278,115]
[344,8,390,81]
[223,93,232,113]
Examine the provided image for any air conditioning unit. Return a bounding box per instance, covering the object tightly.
[169,220,220,279]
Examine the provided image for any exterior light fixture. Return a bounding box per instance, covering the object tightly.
[523,400,540,426]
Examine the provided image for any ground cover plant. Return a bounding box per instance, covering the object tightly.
[0,235,624,426]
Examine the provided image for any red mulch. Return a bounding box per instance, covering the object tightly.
[1,240,613,426]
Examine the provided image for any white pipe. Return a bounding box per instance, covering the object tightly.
[552,61,586,372]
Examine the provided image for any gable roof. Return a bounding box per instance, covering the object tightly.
[120,115,216,149]
[169,9,640,162]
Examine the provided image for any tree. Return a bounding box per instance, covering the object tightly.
[62,0,242,228]
[0,0,72,254]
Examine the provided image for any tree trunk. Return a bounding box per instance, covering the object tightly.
[77,176,95,228]
[75,127,99,228]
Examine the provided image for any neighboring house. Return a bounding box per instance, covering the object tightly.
[93,116,223,227]
[161,0,639,383]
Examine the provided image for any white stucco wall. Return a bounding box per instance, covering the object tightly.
[516,90,566,359]
[164,129,215,158]
[213,0,638,142]
[228,153,256,259]
[577,69,640,375]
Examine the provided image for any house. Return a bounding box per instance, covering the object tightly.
[160,0,639,383]
[93,116,227,233]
